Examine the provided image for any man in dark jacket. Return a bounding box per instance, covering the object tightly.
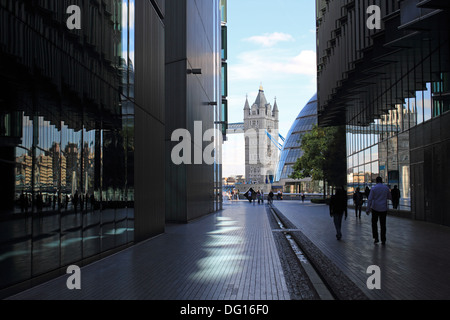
[268,191,274,204]
[391,185,401,209]
[367,177,392,244]
[353,187,364,218]
[330,186,348,240]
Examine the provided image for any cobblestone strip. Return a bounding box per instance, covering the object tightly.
[265,206,321,300]
[270,205,369,300]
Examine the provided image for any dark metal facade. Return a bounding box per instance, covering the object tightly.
[0,0,166,296]
[164,0,223,222]
[317,0,449,126]
[317,0,450,225]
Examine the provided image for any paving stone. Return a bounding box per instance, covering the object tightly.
[272,200,450,300]
[6,201,291,300]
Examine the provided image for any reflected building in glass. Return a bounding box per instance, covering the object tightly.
[316,1,450,224]
[0,0,139,295]
[0,0,224,297]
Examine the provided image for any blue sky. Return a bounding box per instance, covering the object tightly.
[222,0,318,177]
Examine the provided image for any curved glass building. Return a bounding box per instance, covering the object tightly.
[275,94,320,192]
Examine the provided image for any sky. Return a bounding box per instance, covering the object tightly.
[222,0,318,177]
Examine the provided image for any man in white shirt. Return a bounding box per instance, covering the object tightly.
[366,177,392,245]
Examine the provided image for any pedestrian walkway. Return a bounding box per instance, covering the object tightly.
[5,199,450,301]
[6,201,293,300]
[272,200,450,300]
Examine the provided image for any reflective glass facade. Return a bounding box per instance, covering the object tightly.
[347,104,416,210]
[317,0,450,223]
[1,0,224,297]
[1,0,136,291]
[217,0,228,210]
[275,94,318,185]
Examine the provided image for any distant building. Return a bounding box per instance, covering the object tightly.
[244,86,279,185]
[275,94,321,194]
[235,175,245,184]
[226,177,236,185]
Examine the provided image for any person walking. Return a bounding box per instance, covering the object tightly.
[20,191,27,213]
[72,191,79,212]
[353,187,364,218]
[36,192,44,213]
[364,186,370,199]
[391,185,401,210]
[366,177,392,245]
[329,186,348,240]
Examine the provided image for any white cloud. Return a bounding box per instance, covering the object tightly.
[122,1,135,29]
[224,34,317,177]
[244,32,294,47]
[229,49,316,82]
[271,50,317,75]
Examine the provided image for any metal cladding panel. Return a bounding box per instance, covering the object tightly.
[187,0,217,105]
[409,112,450,226]
[165,0,187,64]
[135,2,166,123]
[134,109,166,241]
[153,0,166,17]
[134,0,166,242]
[165,0,221,222]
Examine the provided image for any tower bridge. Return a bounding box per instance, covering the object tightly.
[226,86,283,185]
[227,122,285,151]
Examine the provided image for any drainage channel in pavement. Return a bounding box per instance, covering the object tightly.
[269,206,335,300]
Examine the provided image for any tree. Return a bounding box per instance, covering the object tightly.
[290,125,346,197]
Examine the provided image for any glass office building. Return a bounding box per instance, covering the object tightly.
[317,1,450,224]
[218,0,228,210]
[0,0,140,293]
[1,0,225,297]
[346,103,416,210]
[275,94,321,193]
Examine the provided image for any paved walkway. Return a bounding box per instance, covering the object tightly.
[273,200,450,300]
[5,200,450,301]
[6,201,293,300]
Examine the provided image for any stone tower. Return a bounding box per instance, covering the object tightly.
[244,85,279,184]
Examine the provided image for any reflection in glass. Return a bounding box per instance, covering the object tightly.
[0,1,135,290]
[424,83,432,122]
[346,103,413,211]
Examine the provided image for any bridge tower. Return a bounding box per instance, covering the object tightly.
[243,85,279,185]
